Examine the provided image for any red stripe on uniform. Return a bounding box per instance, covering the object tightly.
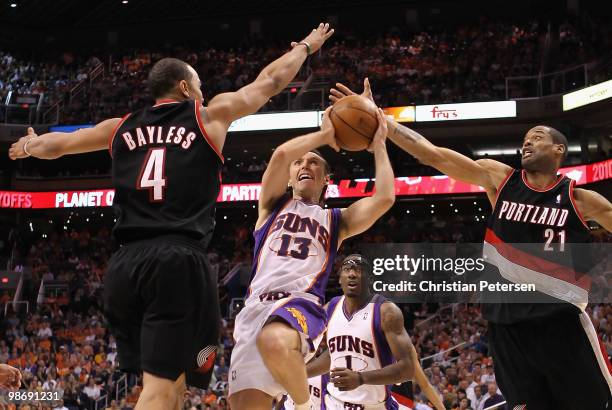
[598,336,612,376]
[485,228,591,290]
[391,392,414,408]
[195,100,224,163]
[492,168,514,207]
[568,180,590,230]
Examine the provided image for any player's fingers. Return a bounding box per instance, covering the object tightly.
[323,23,329,32]
[324,28,335,40]
[330,88,345,99]
[290,42,298,48]
[335,83,355,96]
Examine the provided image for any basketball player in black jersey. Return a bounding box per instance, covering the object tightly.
[8,23,334,410]
[329,80,612,409]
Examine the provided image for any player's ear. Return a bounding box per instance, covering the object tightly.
[178,80,190,98]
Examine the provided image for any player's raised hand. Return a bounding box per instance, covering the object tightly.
[367,108,388,153]
[330,367,362,391]
[330,78,374,104]
[320,106,340,152]
[291,23,334,54]
[0,364,22,389]
[9,127,37,160]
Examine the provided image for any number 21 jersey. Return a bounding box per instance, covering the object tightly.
[110,99,222,246]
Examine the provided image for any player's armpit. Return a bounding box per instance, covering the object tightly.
[361,303,414,385]
[573,188,612,232]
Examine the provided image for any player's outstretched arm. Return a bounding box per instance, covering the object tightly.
[574,188,612,232]
[330,302,414,391]
[8,119,121,160]
[411,345,445,410]
[306,348,331,378]
[256,107,339,229]
[338,108,395,244]
[204,24,334,135]
[330,80,512,199]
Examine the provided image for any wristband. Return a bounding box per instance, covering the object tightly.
[357,372,364,386]
[23,138,34,157]
[297,41,312,55]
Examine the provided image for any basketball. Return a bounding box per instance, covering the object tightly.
[330,95,378,151]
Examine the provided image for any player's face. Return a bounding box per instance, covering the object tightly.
[289,152,328,201]
[339,264,367,297]
[521,126,562,171]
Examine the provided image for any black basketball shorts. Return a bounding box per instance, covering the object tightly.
[104,235,220,389]
[488,309,611,410]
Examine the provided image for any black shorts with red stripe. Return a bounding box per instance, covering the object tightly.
[488,308,611,410]
[103,234,220,388]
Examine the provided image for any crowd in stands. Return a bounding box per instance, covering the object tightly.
[0,14,609,125]
[0,205,610,409]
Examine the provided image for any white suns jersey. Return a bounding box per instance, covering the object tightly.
[283,375,326,410]
[247,196,341,303]
[326,295,395,406]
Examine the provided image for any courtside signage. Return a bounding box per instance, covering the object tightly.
[2,159,609,208]
[562,79,612,111]
[415,101,516,122]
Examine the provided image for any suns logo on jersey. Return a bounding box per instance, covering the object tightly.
[286,307,309,334]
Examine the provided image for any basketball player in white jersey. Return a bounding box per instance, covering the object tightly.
[281,375,328,409]
[306,255,445,410]
[228,107,396,410]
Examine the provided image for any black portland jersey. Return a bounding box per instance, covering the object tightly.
[110,99,222,246]
[482,169,592,324]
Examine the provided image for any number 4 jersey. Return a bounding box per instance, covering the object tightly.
[110,99,222,245]
[482,169,593,324]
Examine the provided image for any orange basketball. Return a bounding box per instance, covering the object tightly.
[329,95,378,151]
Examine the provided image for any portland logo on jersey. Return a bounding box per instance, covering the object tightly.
[497,200,569,227]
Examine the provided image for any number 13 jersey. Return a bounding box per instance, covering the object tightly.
[110,99,222,246]
[247,196,341,303]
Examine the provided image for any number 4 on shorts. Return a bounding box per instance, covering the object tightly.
[138,147,167,202]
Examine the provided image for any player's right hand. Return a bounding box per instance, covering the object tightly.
[292,23,335,54]
[0,364,22,389]
[330,78,374,104]
[8,127,37,160]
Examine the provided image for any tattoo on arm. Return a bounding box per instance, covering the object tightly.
[391,122,423,144]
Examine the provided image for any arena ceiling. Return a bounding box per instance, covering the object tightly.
[0,0,415,28]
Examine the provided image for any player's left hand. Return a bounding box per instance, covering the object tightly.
[320,106,340,152]
[330,367,362,391]
[330,78,374,104]
[9,127,37,160]
[367,108,388,153]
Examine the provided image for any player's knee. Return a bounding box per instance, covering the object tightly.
[142,372,180,403]
[256,323,292,359]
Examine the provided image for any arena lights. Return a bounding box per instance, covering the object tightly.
[10,3,17,7]
[563,79,612,111]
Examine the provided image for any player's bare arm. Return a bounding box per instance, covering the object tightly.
[306,347,331,378]
[8,119,121,160]
[330,79,513,205]
[331,302,414,391]
[203,23,334,151]
[338,108,395,244]
[255,107,339,229]
[573,188,612,232]
[410,345,445,410]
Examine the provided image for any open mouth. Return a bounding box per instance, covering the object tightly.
[298,173,313,181]
[522,149,533,159]
[347,282,358,290]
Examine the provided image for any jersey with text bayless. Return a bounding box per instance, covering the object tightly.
[482,169,592,324]
[325,295,398,408]
[247,196,341,303]
[110,99,222,245]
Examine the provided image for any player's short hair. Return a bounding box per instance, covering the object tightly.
[545,126,568,161]
[148,58,193,99]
